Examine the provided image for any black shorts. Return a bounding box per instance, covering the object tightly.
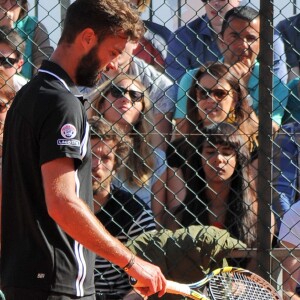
[2,287,96,300]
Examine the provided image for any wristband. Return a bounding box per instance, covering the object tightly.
[123,254,135,272]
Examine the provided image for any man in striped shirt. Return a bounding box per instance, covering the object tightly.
[90,118,156,300]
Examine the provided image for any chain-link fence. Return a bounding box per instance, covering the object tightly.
[1,0,300,299]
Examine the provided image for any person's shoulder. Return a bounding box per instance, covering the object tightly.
[144,20,173,42]
[281,200,300,226]
[16,15,38,31]
[274,123,300,147]
[176,15,207,33]
[131,56,170,81]
[132,56,156,72]
[112,186,152,212]
[181,68,198,82]
[280,122,300,135]
[287,77,300,90]
[13,74,28,92]
[277,14,300,28]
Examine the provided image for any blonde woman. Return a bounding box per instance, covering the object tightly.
[88,74,166,226]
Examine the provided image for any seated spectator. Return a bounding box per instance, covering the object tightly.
[130,0,173,71]
[82,39,175,151]
[166,62,258,216]
[89,117,247,300]
[273,122,300,226]
[278,201,300,300]
[89,117,156,300]
[0,0,54,78]
[174,62,258,149]
[87,75,167,225]
[166,0,287,88]
[174,6,289,135]
[276,13,300,82]
[0,26,27,92]
[165,122,257,251]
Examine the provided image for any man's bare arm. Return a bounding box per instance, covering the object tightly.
[41,157,166,297]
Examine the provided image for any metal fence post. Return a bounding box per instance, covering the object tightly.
[257,0,274,282]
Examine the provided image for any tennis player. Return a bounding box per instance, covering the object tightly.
[0,0,166,299]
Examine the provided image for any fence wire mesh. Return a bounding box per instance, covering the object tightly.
[1,0,300,299]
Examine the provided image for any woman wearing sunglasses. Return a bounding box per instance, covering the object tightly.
[88,74,167,225]
[165,62,259,222]
[0,0,53,79]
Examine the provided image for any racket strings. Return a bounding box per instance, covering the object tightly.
[208,272,275,300]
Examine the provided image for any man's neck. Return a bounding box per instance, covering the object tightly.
[50,45,79,84]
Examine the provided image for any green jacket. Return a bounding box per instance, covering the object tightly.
[126,225,246,300]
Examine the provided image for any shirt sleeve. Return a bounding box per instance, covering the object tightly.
[276,19,300,69]
[273,30,288,83]
[273,126,299,218]
[279,202,300,247]
[174,69,197,119]
[272,77,289,125]
[165,26,191,83]
[39,93,87,166]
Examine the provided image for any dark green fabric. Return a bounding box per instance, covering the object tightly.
[126,225,246,300]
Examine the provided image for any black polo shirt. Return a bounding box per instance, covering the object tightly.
[1,61,95,297]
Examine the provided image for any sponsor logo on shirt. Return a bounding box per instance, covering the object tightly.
[57,139,80,147]
[61,123,77,139]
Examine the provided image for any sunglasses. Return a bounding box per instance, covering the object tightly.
[0,57,18,69]
[109,85,144,103]
[0,98,11,113]
[195,85,230,101]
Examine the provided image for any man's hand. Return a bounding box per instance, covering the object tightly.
[228,59,253,86]
[126,256,167,298]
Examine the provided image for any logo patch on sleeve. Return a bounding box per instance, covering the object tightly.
[61,124,77,139]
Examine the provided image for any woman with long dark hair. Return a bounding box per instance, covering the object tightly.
[166,122,257,248]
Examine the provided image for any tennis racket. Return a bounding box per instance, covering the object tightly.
[130,267,282,300]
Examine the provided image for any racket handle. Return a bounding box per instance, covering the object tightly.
[166,281,209,300]
[129,277,209,300]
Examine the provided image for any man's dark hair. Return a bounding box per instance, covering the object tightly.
[220,6,260,37]
[0,26,25,60]
[89,117,132,171]
[59,0,144,44]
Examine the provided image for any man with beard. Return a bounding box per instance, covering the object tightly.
[0,0,167,299]
[89,118,156,300]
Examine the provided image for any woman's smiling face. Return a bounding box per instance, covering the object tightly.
[196,74,236,126]
[101,78,144,127]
